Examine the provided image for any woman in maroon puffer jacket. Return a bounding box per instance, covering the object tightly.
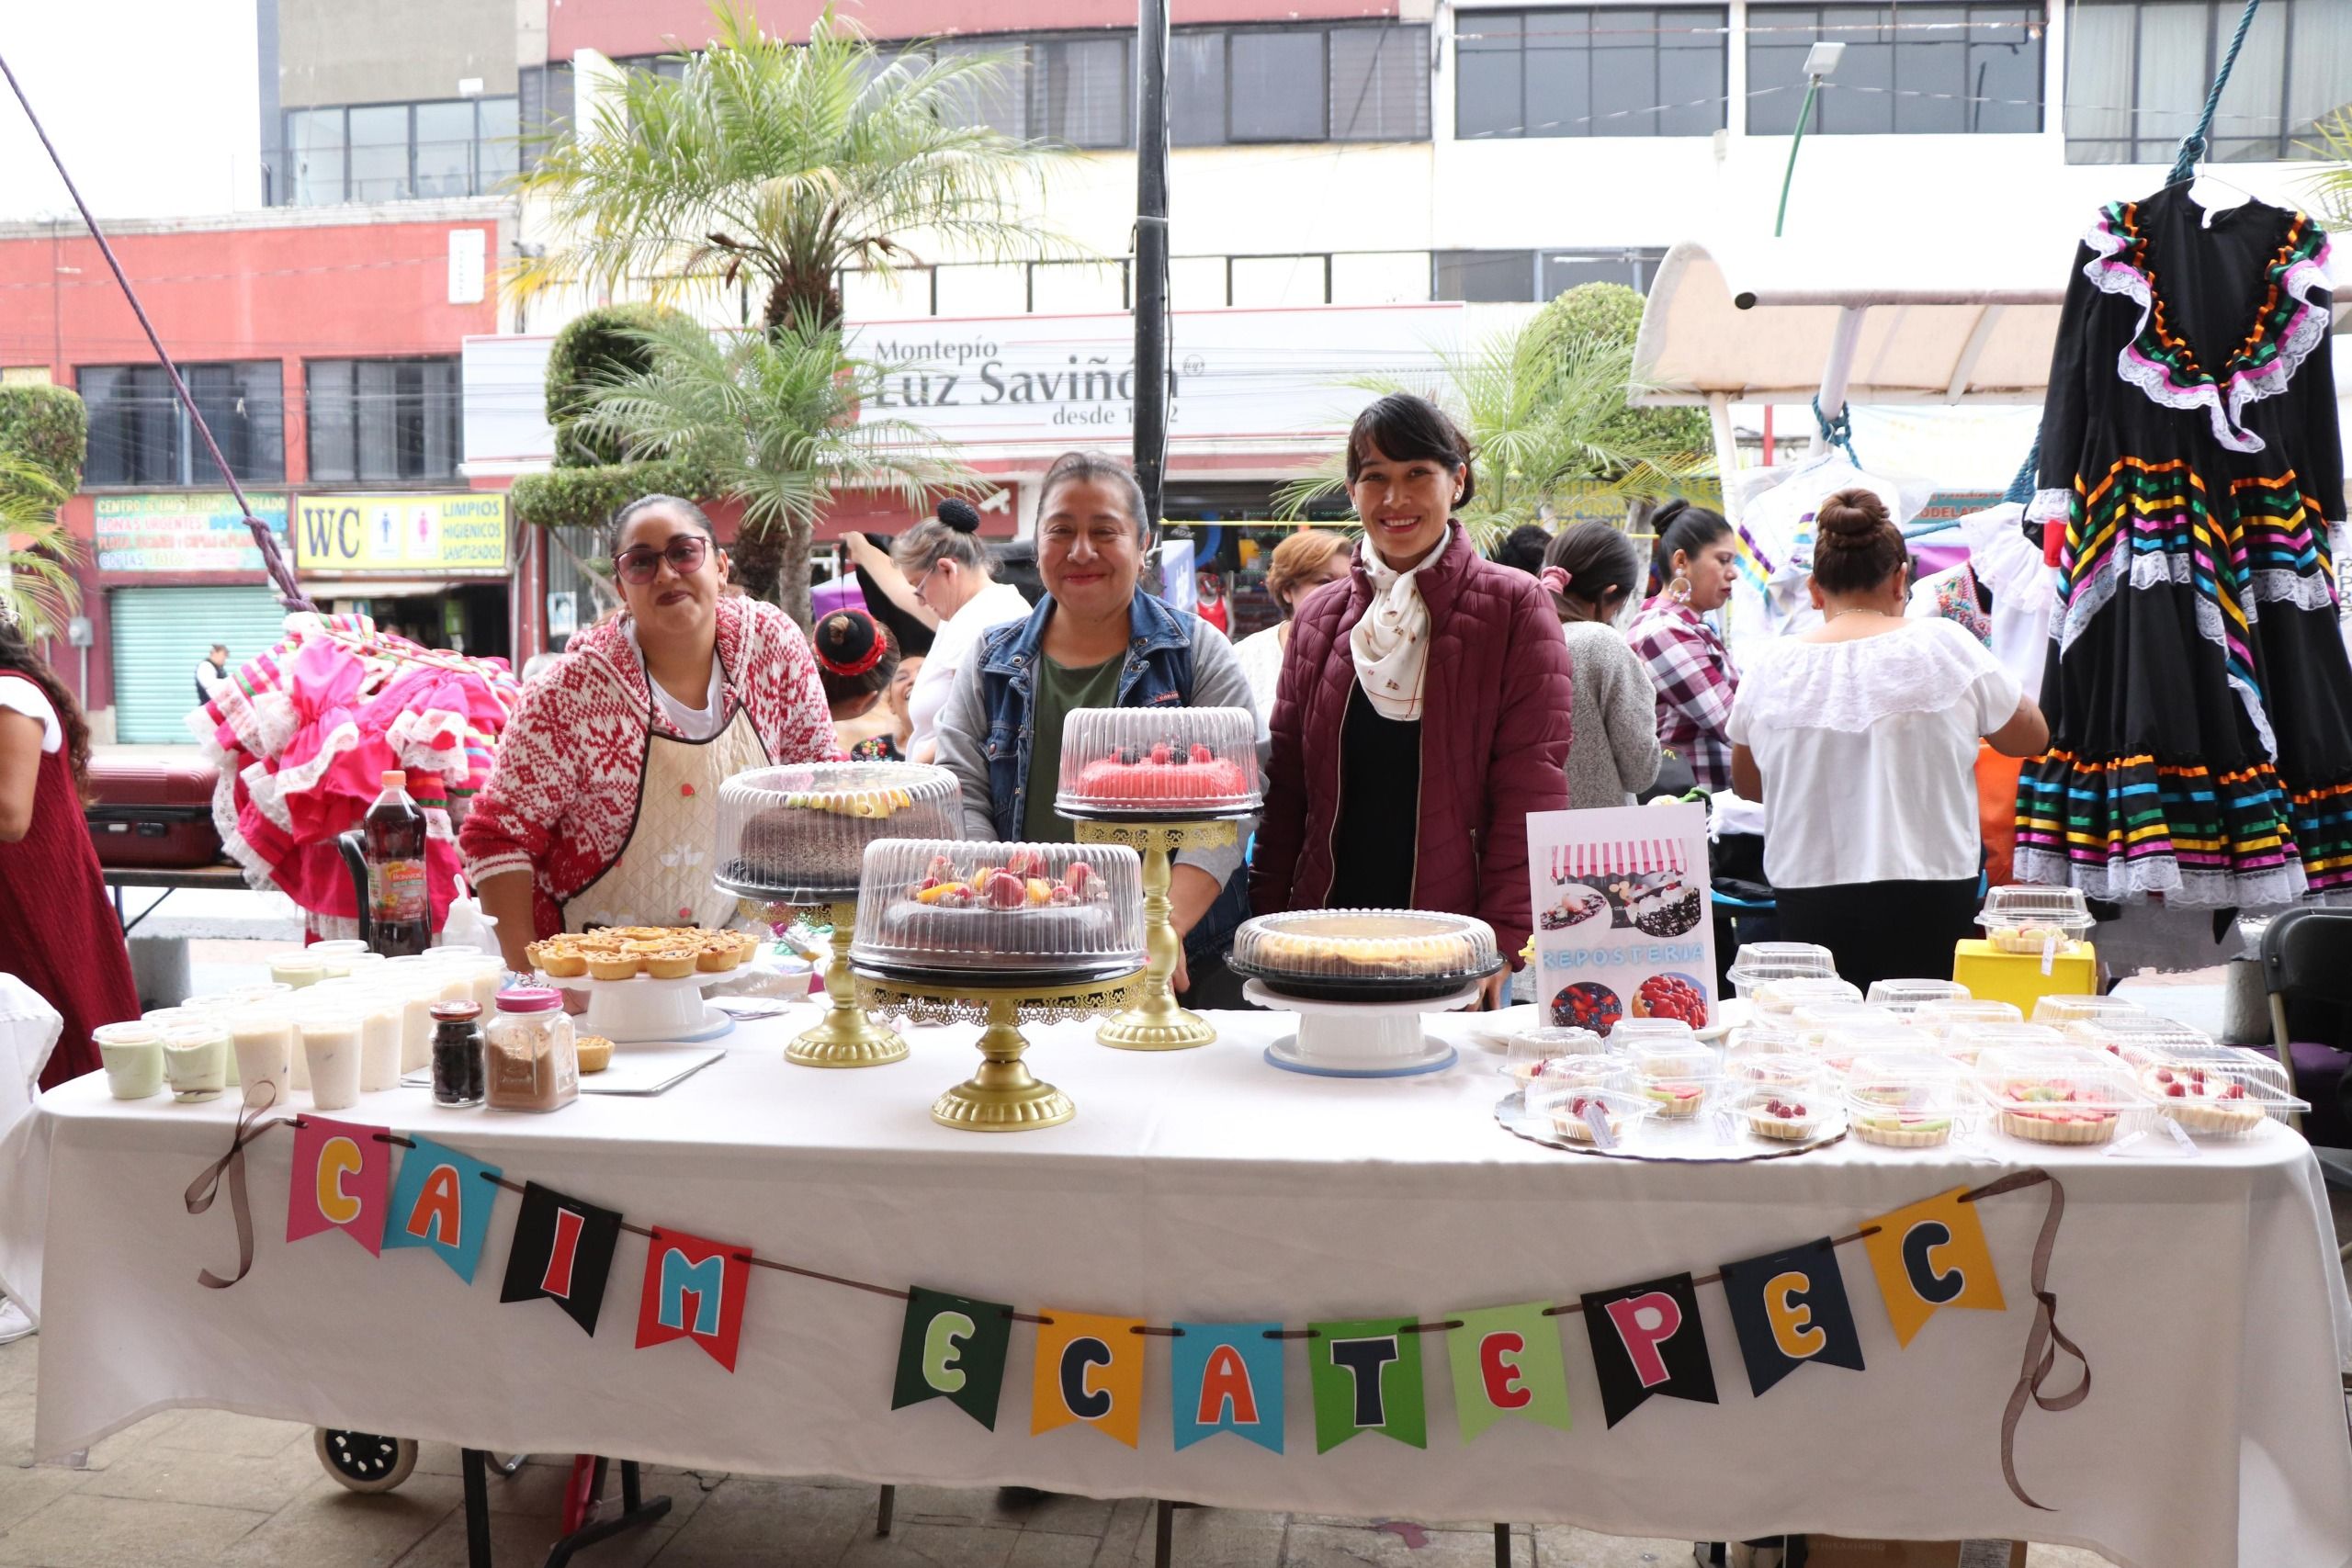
[1250,395,1574,1005]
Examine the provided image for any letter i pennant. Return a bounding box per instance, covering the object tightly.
[1031,1310,1147,1445]
[286,1117,390,1255]
[635,1227,752,1371]
[498,1182,624,1337]
[1307,1318,1426,1452]
[1579,1273,1718,1428]
[1170,1323,1284,1452]
[891,1286,1013,1430]
[1445,1303,1572,1442]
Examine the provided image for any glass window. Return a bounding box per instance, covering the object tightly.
[1030,35,1129,148]
[308,358,463,484]
[346,104,412,201]
[1330,25,1430,140]
[286,107,345,205]
[1461,8,1729,139]
[518,63,573,173]
[936,39,1027,137]
[1748,6,2045,135]
[78,363,283,486]
[1170,31,1226,146]
[1229,30,1326,141]
[475,97,520,192]
[413,101,474,199]
[1435,250,1538,302]
[2067,0,2345,164]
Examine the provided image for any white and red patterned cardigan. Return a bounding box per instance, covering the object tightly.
[459,595,839,941]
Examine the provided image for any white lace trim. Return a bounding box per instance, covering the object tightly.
[2080,210,2335,456]
[2058,544,2279,760]
[2014,844,2309,909]
[2025,488,2074,531]
[1730,618,2004,737]
[2250,567,2340,614]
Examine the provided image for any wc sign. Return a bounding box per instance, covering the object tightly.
[293,492,509,576]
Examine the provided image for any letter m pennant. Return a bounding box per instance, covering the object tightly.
[635,1226,753,1371]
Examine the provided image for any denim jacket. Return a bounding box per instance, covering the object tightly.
[934,592,1257,962]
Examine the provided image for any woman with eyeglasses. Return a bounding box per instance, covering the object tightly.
[462,495,838,972]
[878,497,1032,765]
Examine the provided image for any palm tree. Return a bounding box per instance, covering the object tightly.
[2308,110,2352,229]
[511,1,1064,333]
[575,312,967,626]
[0,460,82,640]
[1274,305,1713,549]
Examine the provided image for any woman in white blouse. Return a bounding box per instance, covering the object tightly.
[1727,488,2048,987]
[1232,528,1350,743]
[887,499,1033,764]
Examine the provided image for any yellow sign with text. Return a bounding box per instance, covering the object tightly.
[293,493,509,577]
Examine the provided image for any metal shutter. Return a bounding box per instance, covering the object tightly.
[1330,25,1430,142]
[107,585,291,743]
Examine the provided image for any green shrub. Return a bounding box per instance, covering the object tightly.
[1536,282,1712,460]
[545,303,691,468]
[510,457,719,535]
[0,384,87,494]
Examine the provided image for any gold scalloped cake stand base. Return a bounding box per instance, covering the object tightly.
[741,897,909,1069]
[855,971,1144,1132]
[1069,818,1239,1052]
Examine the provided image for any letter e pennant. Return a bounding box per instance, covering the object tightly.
[1307,1318,1425,1453]
[1580,1273,1717,1428]
[498,1181,623,1337]
[381,1136,502,1283]
[1719,1238,1866,1398]
[892,1286,1013,1430]
[1032,1309,1147,1446]
[1446,1302,1572,1442]
[1170,1323,1284,1453]
[635,1227,752,1371]
[1861,1187,2004,1348]
[286,1116,390,1255]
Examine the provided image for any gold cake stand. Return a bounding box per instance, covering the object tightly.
[854,968,1144,1131]
[1066,815,1243,1051]
[737,890,908,1068]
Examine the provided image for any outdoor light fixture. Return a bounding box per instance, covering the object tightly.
[1776,40,1847,236]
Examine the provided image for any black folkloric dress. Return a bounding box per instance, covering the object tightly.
[2017,187,2349,908]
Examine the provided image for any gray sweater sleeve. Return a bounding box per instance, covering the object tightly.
[1174,618,1257,887]
[1606,637,1665,795]
[933,649,1001,840]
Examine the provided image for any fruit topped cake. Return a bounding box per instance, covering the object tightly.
[1055,706,1261,816]
[851,840,1145,977]
[717,761,961,893]
[1977,1048,2139,1146]
[2137,1057,2270,1135]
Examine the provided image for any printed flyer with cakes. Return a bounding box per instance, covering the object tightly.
[1526,804,1715,1033]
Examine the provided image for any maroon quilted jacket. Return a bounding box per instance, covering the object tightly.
[1250,523,1574,962]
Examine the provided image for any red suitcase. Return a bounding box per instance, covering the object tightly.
[85,760,225,869]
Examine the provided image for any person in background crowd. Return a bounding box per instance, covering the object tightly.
[841,530,938,661]
[1490,523,1552,576]
[935,452,1257,1002]
[1251,395,1573,1006]
[888,498,1035,765]
[194,642,229,703]
[883,653,922,757]
[813,608,905,761]
[1728,488,2048,988]
[463,494,837,969]
[0,617,133,1090]
[1233,528,1350,743]
[1628,500,1742,795]
[1543,523,1661,808]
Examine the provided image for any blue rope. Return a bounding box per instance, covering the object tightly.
[2167,0,2264,185]
[2000,431,2042,506]
[1812,395,1860,465]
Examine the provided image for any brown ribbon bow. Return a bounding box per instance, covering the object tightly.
[182,1086,299,1291]
[1971,1168,2091,1511]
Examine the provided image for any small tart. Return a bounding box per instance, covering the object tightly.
[574,1035,615,1073]
[1744,1106,1820,1142]
[643,948,699,980]
[1547,1096,1623,1144]
[1998,1109,2116,1145]
[695,942,742,973]
[537,947,590,978]
[1851,1114,1952,1148]
[1642,1080,1707,1118]
[585,952,642,982]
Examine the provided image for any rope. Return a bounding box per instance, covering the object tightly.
[2001,431,2043,506]
[1811,395,1860,466]
[2166,0,2265,185]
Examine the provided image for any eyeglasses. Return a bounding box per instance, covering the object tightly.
[613,536,709,585]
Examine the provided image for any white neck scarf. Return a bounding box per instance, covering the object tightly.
[1348,533,1447,721]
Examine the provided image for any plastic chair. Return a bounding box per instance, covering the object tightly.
[2259,908,2352,1258]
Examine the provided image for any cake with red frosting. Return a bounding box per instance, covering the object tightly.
[1055,707,1261,817]
[1067,744,1253,807]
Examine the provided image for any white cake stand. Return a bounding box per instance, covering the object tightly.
[1243,978,1481,1078]
[534,969,738,1044]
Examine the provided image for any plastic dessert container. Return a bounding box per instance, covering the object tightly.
[1514,1052,1632,1095]
[1974,1045,2149,1145]
[1503,1026,1606,1087]
[1815,1025,1938,1075]
[1736,1086,1838,1143]
[1610,1017,1698,1047]
[1729,1052,1824,1095]
[1724,942,1838,1000]
[1978,885,2094,956]
[1790,1001,1905,1050]
[1526,1084,1658,1145]
[1054,707,1262,818]
[1843,1053,1970,1148]
[2030,994,2153,1028]
[2126,1041,2305,1136]
[1228,909,1500,1004]
[851,840,1145,982]
[1751,976,1864,1020]
[1910,998,2026,1044]
[1619,1038,1720,1120]
[716,761,962,899]
[1866,978,1973,1013]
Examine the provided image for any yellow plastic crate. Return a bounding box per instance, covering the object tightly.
[1951,938,2098,1014]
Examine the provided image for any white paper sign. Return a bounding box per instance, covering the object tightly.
[1526,804,1716,1034]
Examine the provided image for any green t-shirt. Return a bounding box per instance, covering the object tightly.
[1021,652,1125,842]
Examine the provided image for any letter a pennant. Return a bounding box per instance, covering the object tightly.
[1307,1317,1426,1453]
[1718,1239,1867,1398]
[891,1285,1013,1430]
[1445,1302,1572,1442]
[1170,1322,1284,1452]
[381,1136,502,1283]
[498,1182,624,1337]
[634,1226,753,1371]
[1861,1187,2004,1348]
[1579,1273,1718,1428]
[286,1116,390,1255]
[1031,1309,1147,1446]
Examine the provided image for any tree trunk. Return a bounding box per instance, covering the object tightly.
[729,525,786,608]
[776,521,813,635]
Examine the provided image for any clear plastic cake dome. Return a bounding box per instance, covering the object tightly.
[1227,909,1500,1002]
[1977,885,2094,955]
[716,762,962,899]
[1055,707,1262,818]
[849,839,1145,980]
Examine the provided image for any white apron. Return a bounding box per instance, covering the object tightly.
[562,701,769,933]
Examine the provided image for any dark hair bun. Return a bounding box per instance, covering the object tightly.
[936,497,982,534]
[1815,487,1890,541]
[1809,487,1905,595]
[813,608,886,673]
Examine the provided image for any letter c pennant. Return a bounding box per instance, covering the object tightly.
[1031,1309,1147,1446]
[1861,1187,2004,1347]
[285,1116,390,1255]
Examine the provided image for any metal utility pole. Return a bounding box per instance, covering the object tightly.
[1132,0,1170,528]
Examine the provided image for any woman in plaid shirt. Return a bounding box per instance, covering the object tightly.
[1627,502,1743,794]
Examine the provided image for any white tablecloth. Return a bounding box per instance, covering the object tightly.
[13,1004,2352,1568]
[0,976,60,1321]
